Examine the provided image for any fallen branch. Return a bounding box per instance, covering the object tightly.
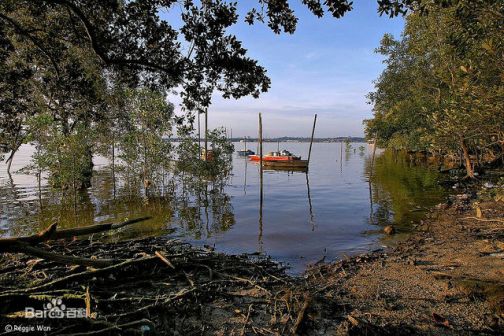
[291,294,311,335]
[52,217,152,240]
[5,241,118,267]
[1,256,158,295]
[0,217,151,250]
[155,250,175,269]
[0,223,58,248]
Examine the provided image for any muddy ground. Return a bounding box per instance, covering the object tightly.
[0,182,503,335]
[303,185,504,335]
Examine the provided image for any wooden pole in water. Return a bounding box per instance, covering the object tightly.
[204,108,208,161]
[198,111,201,156]
[259,113,263,173]
[307,114,317,164]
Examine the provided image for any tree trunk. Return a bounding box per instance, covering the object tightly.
[460,137,474,178]
[81,144,94,188]
[5,142,21,173]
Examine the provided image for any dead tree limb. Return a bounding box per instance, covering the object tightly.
[6,242,118,267]
[0,217,151,250]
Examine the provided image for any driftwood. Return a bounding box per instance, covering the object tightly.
[0,235,306,335]
[0,217,151,267]
[0,217,151,249]
[0,256,158,295]
[6,241,118,267]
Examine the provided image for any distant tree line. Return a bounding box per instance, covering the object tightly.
[365,0,503,178]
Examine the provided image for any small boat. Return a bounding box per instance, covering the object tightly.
[237,149,255,156]
[200,149,214,161]
[249,150,301,162]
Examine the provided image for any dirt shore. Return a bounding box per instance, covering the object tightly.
[302,183,504,335]
[0,182,503,335]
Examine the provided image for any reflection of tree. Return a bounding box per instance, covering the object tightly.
[174,165,235,239]
[366,150,445,229]
[0,173,38,237]
[2,143,235,241]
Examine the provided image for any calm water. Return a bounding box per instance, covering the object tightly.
[0,143,446,273]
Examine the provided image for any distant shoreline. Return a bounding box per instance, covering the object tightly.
[165,137,367,143]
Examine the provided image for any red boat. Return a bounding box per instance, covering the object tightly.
[248,150,301,162]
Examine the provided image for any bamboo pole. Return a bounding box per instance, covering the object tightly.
[307,114,317,164]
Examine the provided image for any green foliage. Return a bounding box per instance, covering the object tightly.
[22,113,95,189]
[344,139,353,153]
[103,88,174,191]
[176,127,234,179]
[365,0,504,176]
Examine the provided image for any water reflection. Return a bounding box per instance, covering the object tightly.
[0,143,446,273]
[366,150,446,232]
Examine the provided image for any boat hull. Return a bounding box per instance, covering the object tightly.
[248,155,301,162]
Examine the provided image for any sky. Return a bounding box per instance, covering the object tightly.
[168,1,404,138]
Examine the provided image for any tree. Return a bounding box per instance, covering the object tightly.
[0,1,461,116]
[365,0,504,178]
[1,0,476,182]
[113,88,174,195]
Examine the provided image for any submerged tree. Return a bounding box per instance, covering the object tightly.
[115,88,174,194]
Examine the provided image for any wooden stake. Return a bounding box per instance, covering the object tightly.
[204,108,208,161]
[259,113,263,173]
[198,111,201,157]
[307,114,317,164]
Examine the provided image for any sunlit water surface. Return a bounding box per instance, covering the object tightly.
[0,143,446,273]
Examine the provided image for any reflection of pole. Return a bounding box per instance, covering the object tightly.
[259,113,263,177]
[370,135,377,179]
[306,172,315,231]
[368,135,377,225]
[244,154,248,195]
[258,113,264,250]
[205,184,210,236]
[340,139,343,172]
[37,171,42,208]
[368,172,373,224]
[259,182,263,251]
[307,114,317,165]
[111,133,116,198]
